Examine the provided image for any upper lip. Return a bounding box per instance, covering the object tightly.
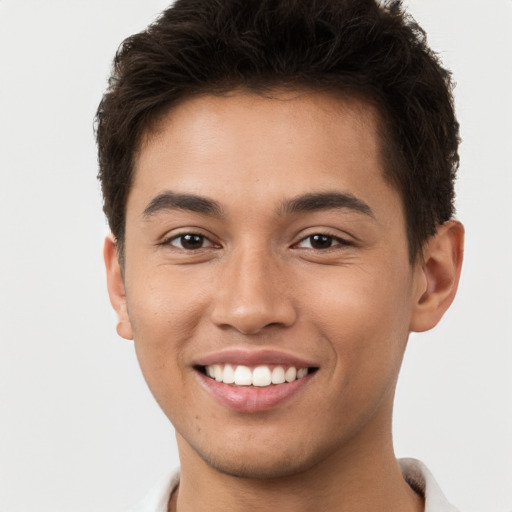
[194,348,318,368]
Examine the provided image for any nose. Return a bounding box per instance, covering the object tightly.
[210,246,297,335]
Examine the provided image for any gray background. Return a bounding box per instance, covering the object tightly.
[1,1,511,511]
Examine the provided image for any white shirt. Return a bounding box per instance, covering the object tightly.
[127,458,459,512]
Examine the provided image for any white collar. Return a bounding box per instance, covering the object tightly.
[399,458,460,512]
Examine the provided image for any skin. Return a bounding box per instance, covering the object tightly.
[105,90,464,512]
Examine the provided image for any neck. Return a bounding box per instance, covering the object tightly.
[171,419,423,512]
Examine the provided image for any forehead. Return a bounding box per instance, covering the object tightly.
[140,88,382,151]
[129,89,400,224]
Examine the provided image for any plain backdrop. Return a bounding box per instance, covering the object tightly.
[0,1,511,511]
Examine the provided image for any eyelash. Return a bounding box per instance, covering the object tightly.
[162,233,216,250]
[162,232,352,251]
[294,233,353,250]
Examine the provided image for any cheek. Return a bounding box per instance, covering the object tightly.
[124,268,209,394]
[305,264,413,379]
[127,265,208,336]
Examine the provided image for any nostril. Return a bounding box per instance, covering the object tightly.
[209,270,297,333]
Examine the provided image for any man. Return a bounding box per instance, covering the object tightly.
[96,1,464,511]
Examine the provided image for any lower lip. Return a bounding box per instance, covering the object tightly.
[198,372,312,413]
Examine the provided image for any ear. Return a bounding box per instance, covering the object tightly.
[104,235,133,340]
[410,220,465,332]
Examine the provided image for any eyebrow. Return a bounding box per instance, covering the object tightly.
[142,190,374,220]
[280,192,374,218]
[143,191,223,218]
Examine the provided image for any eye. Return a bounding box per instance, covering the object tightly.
[167,233,214,250]
[295,233,351,250]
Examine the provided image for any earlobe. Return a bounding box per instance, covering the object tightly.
[410,220,464,332]
[104,235,134,340]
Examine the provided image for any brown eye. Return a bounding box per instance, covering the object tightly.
[309,234,334,249]
[169,233,212,250]
[295,234,351,250]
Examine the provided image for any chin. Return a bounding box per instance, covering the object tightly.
[187,433,330,481]
[202,453,316,480]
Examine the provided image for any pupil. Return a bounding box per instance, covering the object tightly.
[181,234,203,249]
[311,234,332,249]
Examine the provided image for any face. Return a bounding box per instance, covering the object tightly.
[112,90,428,478]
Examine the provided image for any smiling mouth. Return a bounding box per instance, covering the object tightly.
[199,364,317,387]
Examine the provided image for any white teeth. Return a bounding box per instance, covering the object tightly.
[297,368,308,379]
[285,367,297,382]
[252,366,272,387]
[271,366,286,384]
[234,365,253,386]
[222,364,235,384]
[213,364,223,382]
[204,364,310,387]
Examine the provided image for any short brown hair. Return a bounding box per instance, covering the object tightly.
[96,0,459,262]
